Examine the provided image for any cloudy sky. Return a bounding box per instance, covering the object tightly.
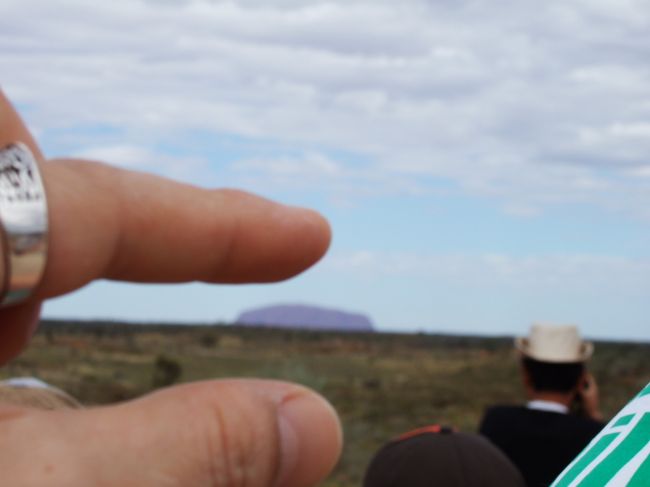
[2,0,650,339]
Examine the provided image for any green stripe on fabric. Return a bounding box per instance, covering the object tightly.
[579,414,650,486]
[614,414,635,428]
[552,434,618,487]
[627,451,650,486]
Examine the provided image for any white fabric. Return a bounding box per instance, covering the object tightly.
[527,399,569,414]
[1,377,55,390]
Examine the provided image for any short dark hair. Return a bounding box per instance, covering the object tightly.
[522,357,584,393]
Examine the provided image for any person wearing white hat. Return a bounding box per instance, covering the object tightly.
[479,323,605,487]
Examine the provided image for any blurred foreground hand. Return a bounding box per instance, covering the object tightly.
[0,90,342,487]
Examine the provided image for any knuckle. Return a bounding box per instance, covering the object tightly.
[188,383,280,487]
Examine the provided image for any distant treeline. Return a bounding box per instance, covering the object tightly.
[37,319,649,352]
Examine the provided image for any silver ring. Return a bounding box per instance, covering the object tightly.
[0,143,48,306]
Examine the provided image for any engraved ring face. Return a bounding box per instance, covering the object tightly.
[0,143,48,306]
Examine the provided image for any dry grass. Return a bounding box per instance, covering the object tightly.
[3,320,649,487]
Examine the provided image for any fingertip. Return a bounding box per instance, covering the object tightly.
[286,205,332,267]
[275,389,342,487]
[117,379,342,487]
[214,191,333,283]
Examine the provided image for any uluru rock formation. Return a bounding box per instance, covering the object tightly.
[236,304,374,332]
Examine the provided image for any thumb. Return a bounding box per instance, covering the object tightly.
[0,380,342,487]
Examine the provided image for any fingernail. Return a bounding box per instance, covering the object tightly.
[274,391,342,487]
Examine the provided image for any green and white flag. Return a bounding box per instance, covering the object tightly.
[552,383,650,486]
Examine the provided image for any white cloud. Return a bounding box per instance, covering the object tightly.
[323,250,650,292]
[234,152,342,179]
[74,145,157,169]
[72,144,212,184]
[226,150,435,204]
[1,0,649,216]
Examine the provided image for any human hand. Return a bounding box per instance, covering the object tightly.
[0,90,342,486]
[578,372,603,422]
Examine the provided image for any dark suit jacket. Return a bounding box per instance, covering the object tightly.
[479,405,604,487]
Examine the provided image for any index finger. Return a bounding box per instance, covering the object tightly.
[0,92,331,298]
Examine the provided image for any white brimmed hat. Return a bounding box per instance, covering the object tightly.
[515,323,593,363]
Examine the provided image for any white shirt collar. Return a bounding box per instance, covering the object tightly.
[527,400,569,414]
